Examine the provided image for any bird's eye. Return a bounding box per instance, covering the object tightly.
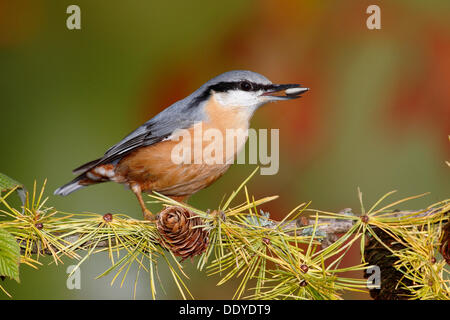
[239,81,252,91]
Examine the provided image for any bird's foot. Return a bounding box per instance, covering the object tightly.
[208,209,226,222]
[143,208,156,221]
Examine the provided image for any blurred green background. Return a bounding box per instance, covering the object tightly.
[0,0,449,299]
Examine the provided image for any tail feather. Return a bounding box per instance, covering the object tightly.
[54,176,87,196]
[56,161,113,196]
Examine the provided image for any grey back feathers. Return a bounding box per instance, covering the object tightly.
[199,70,271,87]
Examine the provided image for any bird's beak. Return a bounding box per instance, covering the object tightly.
[261,84,309,100]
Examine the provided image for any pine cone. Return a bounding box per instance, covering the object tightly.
[363,227,413,300]
[440,220,450,265]
[156,206,209,261]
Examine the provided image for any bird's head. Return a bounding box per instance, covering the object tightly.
[192,70,309,118]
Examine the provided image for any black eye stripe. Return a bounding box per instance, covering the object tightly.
[209,81,273,93]
[187,81,273,109]
[240,80,252,91]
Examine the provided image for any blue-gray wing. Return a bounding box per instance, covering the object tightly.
[71,80,208,175]
[72,115,197,175]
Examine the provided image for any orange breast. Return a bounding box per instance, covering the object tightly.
[115,96,250,196]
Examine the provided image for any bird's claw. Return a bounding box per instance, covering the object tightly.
[143,209,156,221]
[209,209,226,222]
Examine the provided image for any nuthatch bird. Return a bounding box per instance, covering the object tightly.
[54,70,308,220]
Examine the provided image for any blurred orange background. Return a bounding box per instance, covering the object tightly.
[0,0,449,299]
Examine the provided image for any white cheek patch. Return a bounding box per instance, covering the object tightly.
[213,90,266,119]
[214,90,259,108]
